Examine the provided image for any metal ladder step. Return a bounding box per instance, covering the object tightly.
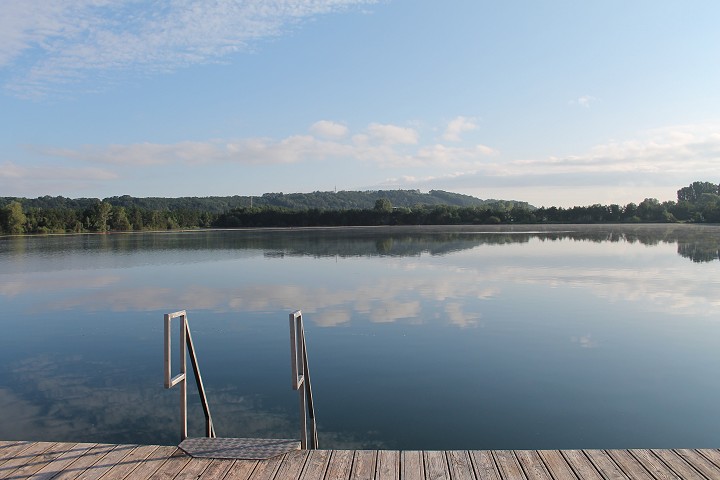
[179,437,300,460]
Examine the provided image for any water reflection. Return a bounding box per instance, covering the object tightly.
[1,224,719,449]
[2,226,716,324]
[1,224,718,263]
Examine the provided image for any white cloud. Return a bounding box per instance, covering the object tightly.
[0,160,116,180]
[442,116,478,142]
[35,120,498,169]
[387,123,720,190]
[366,123,419,145]
[521,123,720,176]
[0,160,119,197]
[0,0,378,97]
[18,121,720,202]
[571,95,597,108]
[39,136,354,166]
[310,120,349,138]
[414,144,497,166]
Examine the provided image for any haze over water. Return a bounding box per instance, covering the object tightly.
[0,224,719,450]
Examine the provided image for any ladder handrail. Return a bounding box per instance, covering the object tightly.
[164,310,215,441]
[290,310,318,449]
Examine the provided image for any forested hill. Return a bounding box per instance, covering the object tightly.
[0,190,533,212]
[2,181,719,235]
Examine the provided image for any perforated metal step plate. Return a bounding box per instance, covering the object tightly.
[179,437,300,460]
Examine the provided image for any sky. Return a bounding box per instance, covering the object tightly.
[1,0,720,208]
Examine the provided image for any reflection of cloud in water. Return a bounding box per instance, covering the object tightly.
[498,265,720,316]
[369,301,420,323]
[2,355,179,444]
[7,232,720,329]
[0,274,121,298]
[42,271,495,328]
[571,334,597,349]
[0,354,376,449]
[444,302,481,328]
[314,309,351,327]
[21,254,720,328]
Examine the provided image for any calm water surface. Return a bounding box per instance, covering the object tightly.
[1,224,719,450]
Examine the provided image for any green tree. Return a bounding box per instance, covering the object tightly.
[677,181,719,203]
[109,206,132,231]
[1,201,27,234]
[92,201,112,232]
[374,198,393,212]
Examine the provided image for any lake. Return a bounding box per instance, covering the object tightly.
[1,224,719,450]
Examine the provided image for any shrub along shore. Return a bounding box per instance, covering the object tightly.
[1,182,719,235]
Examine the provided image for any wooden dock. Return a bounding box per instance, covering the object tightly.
[2,440,720,479]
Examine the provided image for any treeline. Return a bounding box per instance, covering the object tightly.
[1,182,719,235]
[0,189,530,213]
[0,201,214,235]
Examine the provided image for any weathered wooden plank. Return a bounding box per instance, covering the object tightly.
[606,450,653,480]
[50,443,118,480]
[537,450,577,480]
[103,445,176,480]
[275,451,310,480]
[199,458,236,480]
[560,450,603,480]
[376,450,399,480]
[469,450,501,480]
[147,448,192,480]
[223,459,258,480]
[28,443,96,480]
[325,450,354,480]
[695,449,720,470]
[73,444,139,480]
[94,444,160,480]
[246,453,284,480]
[650,450,705,480]
[584,450,629,480]
[350,450,377,480]
[446,450,474,480]
[0,441,24,450]
[174,457,212,480]
[0,441,33,464]
[627,449,681,480]
[1,442,77,480]
[8,441,720,480]
[515,450,553,480]
[400,451,424,480]
[299,450,332,480]
[493,450,526,480]
[0,441,56,478]
[674,449,720,479]
[424,451,449,480]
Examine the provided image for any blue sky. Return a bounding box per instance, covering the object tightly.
[1,0,719,207]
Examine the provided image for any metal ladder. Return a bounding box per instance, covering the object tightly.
[290,310,318,449]
[163,310,215,440]
[163,309,318,451]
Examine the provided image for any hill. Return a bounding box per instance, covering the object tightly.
[1,190,534,212]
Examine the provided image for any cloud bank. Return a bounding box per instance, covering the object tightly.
[5,120,720,205]
[0,0,378,97]
[384,123,720,191]
[35,120,498,169]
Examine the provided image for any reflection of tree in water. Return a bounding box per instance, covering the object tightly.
[5,224,719,263]
[375,237,394,254]
[677,242,720,262]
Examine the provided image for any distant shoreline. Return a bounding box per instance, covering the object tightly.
[2,222,718,239]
